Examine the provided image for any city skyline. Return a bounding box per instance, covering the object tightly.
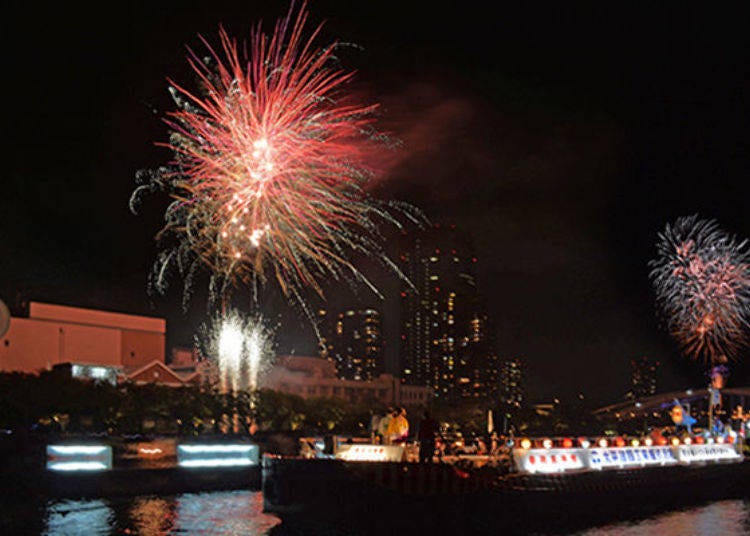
[4,3,750,406]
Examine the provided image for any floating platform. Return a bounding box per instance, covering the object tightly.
[262,439,750,526]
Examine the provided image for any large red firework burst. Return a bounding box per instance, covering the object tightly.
[649,215,750,363]
[131,4,419,310]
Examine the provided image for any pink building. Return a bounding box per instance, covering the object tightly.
[0,302,166,373]
[262,355,432,409]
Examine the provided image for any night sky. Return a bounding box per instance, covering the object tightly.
[3,2,750,406]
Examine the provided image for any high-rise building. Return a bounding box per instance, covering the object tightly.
[399,224,498,400]
[630,356,660,399]
[499,357,523,410]
[456,313,500,400]
[318,308,383,381]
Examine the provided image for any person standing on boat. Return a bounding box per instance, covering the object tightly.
[369,410,381,444]
[379,407,394,445]
[417,411,438,463]
[731,405,746,438]
[389,407,409,444]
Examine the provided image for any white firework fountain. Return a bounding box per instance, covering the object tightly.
[209,310,274,394]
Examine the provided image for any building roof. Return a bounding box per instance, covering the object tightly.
[124,360,187,386]
[29,302,166,333]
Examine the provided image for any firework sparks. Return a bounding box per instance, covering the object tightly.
[649,215,750,362]
[203,310,274,393]
[130,3,421,313]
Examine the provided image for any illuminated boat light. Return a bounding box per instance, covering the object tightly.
[179,458,256,468]
[177,444,259,469]
[513,448,586,474]
[48,446,108,455]
[588,447,677,470]
[46,445,112,472]
[47,462,109,471]
[676,444,740,463]
[335,445,405,462]
[179,445,255,454]
[514,440,740,475]
[139,448,163,455]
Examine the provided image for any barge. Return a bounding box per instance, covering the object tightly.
[262,435,749,530]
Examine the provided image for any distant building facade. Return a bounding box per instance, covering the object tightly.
[630,356,660,399]
[0,301,204,388]
[262,355,431,409]
[456,313,500,400]
[499,357,524,410]
[399,225,499,401]
[0,302,165,373]
[318,308,384,381]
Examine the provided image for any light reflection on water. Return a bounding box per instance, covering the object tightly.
[39,494,750,535]
[45,499,113,535]
[43,491,281,536]
[575,499,750,536]
[172,491,280,534]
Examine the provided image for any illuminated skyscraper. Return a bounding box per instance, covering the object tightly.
[630,356,660,399]
[399,224,498,400]
[318,308,383,381]
[457,313,500,400]
[499,357,524,410]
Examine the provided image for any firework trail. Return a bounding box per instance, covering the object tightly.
[130,3,422,315]
[201,310,275,393]
[649,215,750,363]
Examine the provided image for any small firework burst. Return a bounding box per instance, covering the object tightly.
[649,215,750,362]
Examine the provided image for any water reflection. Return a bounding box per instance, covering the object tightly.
[129,497,176,534]
[35,494,750,535]
[45,499,113,535]
[42,492,280,536]
[173,491,280,534]
[576,499,750,536]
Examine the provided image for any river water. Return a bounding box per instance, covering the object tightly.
[5,491,746,535]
